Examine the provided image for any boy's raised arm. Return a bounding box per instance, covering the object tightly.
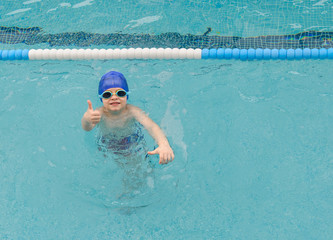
[81,100,101,131]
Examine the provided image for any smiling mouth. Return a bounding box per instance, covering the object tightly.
[110,102,120,105]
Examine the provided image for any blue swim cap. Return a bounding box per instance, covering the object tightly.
[98,71,129,101]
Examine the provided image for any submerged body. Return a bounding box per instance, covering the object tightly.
[97,117,146,156]
[94,107,156,201]
[81,71,174,205]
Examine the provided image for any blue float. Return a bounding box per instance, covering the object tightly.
[279,49,287,59]
[2,50,9,60]
[202,49,209,59]
[209,49,217,59]
[225,48,232,59]
[22,49,29,60]
[15,49,22,60]
[8,50,16,60]
[271,49,278,59]
[311,49,319,59]
[303,48,311,59]
[263,48,271,60]
[240,49,247,60]
[216,48,224,59]
[328,48,333,59]
[247,48,255,60]
[295,48,302,60]
[255,48,263,59]
[319,48,327,59]
[232,48,240,59]
[287,49,295,60]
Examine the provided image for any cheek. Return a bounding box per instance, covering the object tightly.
[121,98,127,104]
[103,99,110,105]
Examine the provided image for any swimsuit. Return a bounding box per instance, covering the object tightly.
[96,123,146,156]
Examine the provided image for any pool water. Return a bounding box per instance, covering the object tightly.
[1,59,333,239]
[1,0,333,239]
[0,0,332,44]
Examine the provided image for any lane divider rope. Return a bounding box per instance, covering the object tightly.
[0,48,332,60]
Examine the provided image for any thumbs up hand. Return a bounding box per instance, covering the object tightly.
[82,100,101,131]
[86,100,101,124]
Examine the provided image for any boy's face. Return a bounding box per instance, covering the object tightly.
[102,88,127,112]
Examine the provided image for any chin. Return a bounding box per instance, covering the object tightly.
[108,106,120,111]
[109,105,124,112]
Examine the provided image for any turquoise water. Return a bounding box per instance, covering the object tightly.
[1,0,332,39]
[1,59,333,239]
[1,0,333,239]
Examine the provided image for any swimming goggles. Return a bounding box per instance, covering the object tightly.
[99,89,128,99]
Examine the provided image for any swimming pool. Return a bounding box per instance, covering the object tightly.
[1,0,333,239]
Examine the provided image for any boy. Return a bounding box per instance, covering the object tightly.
[81,71,174,165]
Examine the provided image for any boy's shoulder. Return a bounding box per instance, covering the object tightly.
[127,104,143,114]
[126,104,150,124]
[127,105,149,119]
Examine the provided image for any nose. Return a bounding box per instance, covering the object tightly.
[110,93,119,99]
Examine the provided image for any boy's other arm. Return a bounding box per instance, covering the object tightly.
[130,105,174,164]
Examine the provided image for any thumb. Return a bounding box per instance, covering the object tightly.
[148,149,158,155]
[87,100,93,111]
